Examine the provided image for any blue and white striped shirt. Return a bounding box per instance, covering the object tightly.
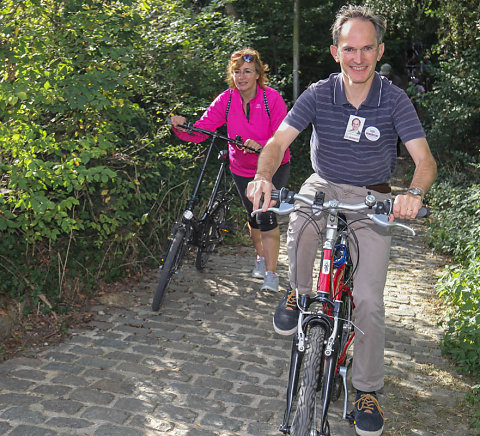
[285,72,425,186]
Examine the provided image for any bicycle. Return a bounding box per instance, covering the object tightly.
[152,122,260,311]
[252,187,427,435]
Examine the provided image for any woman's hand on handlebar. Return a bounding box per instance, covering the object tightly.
[247,177,276,211]
[170,115,187,132]
[243,139,262,154]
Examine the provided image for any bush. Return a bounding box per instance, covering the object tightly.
[437,260,480,375]
[0,0,254,309]
[425,156,480,377]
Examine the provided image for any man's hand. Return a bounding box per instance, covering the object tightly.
[393,136,437,221]
[247,177,276,212]
[391,192,423,220]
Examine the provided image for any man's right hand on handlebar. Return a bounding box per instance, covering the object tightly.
[247,177,276,212]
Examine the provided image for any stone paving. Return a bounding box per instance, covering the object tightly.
[0,177,474,435]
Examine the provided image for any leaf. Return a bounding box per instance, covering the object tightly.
[16,91,28,100]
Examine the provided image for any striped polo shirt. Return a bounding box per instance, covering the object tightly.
[284,72,425,186]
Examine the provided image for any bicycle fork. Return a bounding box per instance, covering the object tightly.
[318,300,343,434]
[280,294,334,434]
[280,299,349,435]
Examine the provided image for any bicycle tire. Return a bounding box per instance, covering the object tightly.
[195,199,229,270]
[291,324,328,436]
[152,227,187,311]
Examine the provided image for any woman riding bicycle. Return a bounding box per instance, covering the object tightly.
[170,48,290,293]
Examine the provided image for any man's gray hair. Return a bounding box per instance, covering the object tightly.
[331,5,387,47]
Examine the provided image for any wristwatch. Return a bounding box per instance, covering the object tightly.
[406,187,424,200]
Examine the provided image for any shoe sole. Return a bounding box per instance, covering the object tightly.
[252,272,265,279]
[261,284,279,292]
[355,424,384,436]
[272,318,297,336]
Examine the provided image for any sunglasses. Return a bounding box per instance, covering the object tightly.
[242,54,255,62]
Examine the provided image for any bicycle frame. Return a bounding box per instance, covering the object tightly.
[170,121,257,244]
[178,134,230,243]
[281,210,355,435]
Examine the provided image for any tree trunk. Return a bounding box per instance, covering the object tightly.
[293,0,300,101]
[225,3,239,19]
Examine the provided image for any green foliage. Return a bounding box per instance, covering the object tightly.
[365,0,438,81]
[437,261,480,375]
[467,384,480,431]
[420,0,480,155]
[425,166,480,262]
[425,158,480,377]
[0,0,253,307]
[421,50,480,155]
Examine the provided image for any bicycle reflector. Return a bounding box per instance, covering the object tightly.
[219,222,232,233]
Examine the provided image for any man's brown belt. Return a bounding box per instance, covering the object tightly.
[365,182,391,194]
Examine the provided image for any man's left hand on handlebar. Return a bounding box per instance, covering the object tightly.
[391,192,423,220]
[247,177,276,211]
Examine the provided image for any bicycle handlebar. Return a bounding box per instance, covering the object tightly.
[168,119,261,154]
[251,187,430,236]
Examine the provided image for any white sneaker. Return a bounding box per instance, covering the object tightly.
[251,256,266,279]
[261,271,279,292]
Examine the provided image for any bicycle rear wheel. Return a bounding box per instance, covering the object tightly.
[195,199,229,270]
[290,324,328,436]
[152,226,187,311]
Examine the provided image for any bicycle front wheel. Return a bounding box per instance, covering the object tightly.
[195,200,229,270]
[290,324,327,436]
[152,227,187,311]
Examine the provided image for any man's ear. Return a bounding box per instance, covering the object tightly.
[330,45,340,63]
[377,42,385,62]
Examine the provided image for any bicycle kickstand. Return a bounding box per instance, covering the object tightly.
[339,365,349,420]
[339,365,355,425]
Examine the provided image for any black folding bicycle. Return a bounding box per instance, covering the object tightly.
[152,122,259,311]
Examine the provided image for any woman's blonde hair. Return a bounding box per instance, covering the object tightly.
[226,48,269,89]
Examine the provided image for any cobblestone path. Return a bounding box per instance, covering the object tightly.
[0,160,473,435]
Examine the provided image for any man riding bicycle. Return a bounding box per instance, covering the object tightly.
[247,5,437,436]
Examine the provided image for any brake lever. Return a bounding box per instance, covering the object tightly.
[368,214,416,236]
[251,202,296,217]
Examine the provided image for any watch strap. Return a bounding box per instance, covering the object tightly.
[406,187,424,199]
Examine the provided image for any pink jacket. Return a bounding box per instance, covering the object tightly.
[172,85,290,177]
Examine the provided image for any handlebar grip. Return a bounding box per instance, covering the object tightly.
[270,190,281,201]
[177,122,193,130]
[256,189,282,210]
[416,207,430,218]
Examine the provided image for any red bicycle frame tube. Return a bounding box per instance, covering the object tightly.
[318,244,355,366]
